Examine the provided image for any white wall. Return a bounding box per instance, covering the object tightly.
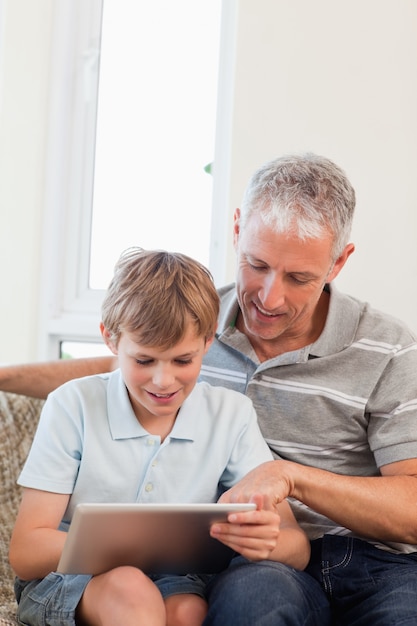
[215,0,417,332]
[1,0,417,363]
[0,0,54,362]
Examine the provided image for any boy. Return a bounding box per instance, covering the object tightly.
[9,248,310,626]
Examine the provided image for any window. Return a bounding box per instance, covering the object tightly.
[40,0,225,359]
[90,0,221,289]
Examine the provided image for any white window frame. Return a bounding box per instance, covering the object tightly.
[38,0,237,360]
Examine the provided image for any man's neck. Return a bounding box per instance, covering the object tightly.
[236,290,330,362]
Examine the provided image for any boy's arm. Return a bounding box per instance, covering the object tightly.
[9,488,70,580]
[0,356,118,399]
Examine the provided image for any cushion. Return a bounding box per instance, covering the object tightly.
[0,392,44,625]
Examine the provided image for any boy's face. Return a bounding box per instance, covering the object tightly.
[101,323,213,436]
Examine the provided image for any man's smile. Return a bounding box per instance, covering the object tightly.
[253,301,285,319]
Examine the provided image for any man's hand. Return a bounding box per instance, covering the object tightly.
[218,460,294,510]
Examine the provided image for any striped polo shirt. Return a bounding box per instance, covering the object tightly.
[200,283,417,552]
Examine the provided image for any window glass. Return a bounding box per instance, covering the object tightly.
[89,0,221,289]
[60,341,112,360]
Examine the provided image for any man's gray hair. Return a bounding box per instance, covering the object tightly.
[240,153,356,259]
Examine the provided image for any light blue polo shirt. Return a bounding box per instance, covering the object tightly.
[18,370,273,527]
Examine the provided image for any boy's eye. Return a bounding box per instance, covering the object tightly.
[135,358,192,366]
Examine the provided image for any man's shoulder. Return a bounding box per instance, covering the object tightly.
[328,285,417,345]
[345,292,417,344]
[217,282,236,300]
[216,283,240,332]
[195,380,251,405]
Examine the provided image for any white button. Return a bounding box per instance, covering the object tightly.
[147,438,156,446]
[145,483,153,492]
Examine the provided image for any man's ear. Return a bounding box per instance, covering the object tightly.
[100,322,118,356]
[327,243,355,282]
[233,208,241,248]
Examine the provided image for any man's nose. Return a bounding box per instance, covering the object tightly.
[259,275,285,310]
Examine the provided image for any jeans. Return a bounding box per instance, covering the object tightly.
[203,536,417,625]
[307,535,417,625]
[203,555,330,625]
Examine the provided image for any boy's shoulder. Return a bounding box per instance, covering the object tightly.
[48,370,116,403]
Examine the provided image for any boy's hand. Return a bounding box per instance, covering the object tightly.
[210,494,280,561]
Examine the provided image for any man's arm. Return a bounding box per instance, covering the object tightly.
[0,356,118,399]
[222,458,417,545]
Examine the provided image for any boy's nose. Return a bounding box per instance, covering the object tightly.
[152,367,174,389]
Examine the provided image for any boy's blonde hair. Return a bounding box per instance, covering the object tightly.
[101,248,219,348]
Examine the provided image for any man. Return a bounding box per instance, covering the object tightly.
[3,153,417,624]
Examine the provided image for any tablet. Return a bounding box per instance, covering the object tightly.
[57,502,256,575]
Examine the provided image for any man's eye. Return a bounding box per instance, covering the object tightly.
[290,275,310,285]
[175,359,193,366]
[135,359,153,366]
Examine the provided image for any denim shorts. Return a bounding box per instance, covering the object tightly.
[150,572,214,598]
[15,573,92,626]
[15,571,213,626]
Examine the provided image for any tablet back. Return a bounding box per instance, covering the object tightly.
[57,502,255,575]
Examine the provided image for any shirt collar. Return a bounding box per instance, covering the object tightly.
[107,370,148,439]
[107,369,198,441]
[310,283,361,356]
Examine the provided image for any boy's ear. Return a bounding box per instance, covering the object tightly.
[204,326,217,353]
[100,322,118,355]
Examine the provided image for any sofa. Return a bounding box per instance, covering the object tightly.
[0,391,45,625]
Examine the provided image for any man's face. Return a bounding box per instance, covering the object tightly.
[234,212,348,354]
